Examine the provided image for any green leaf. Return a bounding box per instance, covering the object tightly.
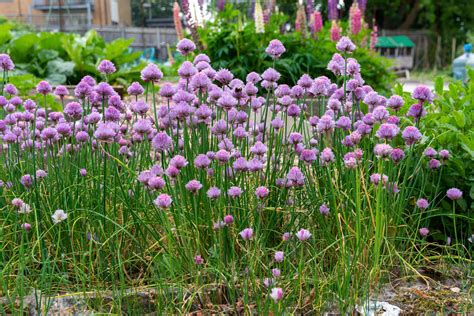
[452,110,466,128]
[434,76,444,95]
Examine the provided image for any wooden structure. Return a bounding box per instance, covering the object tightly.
[375,35,415,70]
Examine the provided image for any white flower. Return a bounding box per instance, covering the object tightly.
[254,0,265,34]
[52,209,68,224]
[18,203,31,214]
[270,287,283,303]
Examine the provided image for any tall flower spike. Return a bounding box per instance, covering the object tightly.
[254,0,265,34]
[370,23,378,51]
[330,20,341,42]
[173,2,184,40]
[328,0,338,20]
[350,2,362,35]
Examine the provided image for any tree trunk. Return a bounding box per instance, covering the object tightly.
[400,0,421,30]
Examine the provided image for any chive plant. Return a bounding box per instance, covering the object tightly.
[0,39,467,314]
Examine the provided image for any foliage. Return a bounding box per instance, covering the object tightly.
[407,72,474,240]
[0,36,471,314]
[198,7,394,94]
[0,22,145,89]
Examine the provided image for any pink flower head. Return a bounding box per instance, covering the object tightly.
[270,287,283,303]
[446,188,462,200]
[154,193,172,209]
[274,251,284,262]
[296,229,311,241]
[97,60,116,74]
[265,39,286,59]
[419,227,429,237]
[416,198,429,210]
[239,228,253,240]
[194,255,204,265]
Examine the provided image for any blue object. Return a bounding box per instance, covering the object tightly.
[140,47,157,63]
[453,43,474,82]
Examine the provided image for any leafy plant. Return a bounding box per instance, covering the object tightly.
[197,6,394,93]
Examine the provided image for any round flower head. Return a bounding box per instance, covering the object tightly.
[228,186,243,198]
[154,193,173,208]
[391,148,405,163]
[36,81,52,95]
[0,54,15,71]
[152,132,172,151]
[4,84,17,95]
[255,186,269,199]
[387,95,404,111]
[54,85,69,98]
[207,187,221,199]
[64,102,83,121]
[296,229,311,241]
[319,203,330,216]
[429,159,441,169]
[239,228,253,240]
[274,251,284,262]
[416,198,429,210]
[21,223,32,231]
[336,36,356,53]
[141,63,163,82]
[412,85,435,103]
[194,255,204,265]
[446,188,462,200]
[265,39,286,58]
[419,227,429,237]
[52,209,68,224]
[176,38,196,55]
[270,287,283,303]
[402,126,422,145]
[223,214,234,224]
[439,149,450,160]
[272,268,281,278]
[127,82,144,96]
[97,59,116,74]
[215,68,234,85]
[185,180,203,193]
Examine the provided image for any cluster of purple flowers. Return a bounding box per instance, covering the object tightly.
[0,36,463,304]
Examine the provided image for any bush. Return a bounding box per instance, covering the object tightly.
[198,7,394,93]
[0,21,145,87]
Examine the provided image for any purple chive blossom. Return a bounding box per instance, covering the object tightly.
[20,174,33,189]
[265,39,286,58]
[416,198,429,210]
[80,169,87,177]
[391,148,405,163]
[439,149,449,160]
[255,186,270,199]
[207,187,221,199]
[376,123,400,141]
[319,203,330,216]
[287,167,305,187]
[152,132,172,151]
[21,223,32,231]
[239,228,253,240]
[336,36,356,53]
[282,232,291,241]
[387,95,404,111]
[0,54,15,71]
[97,60,116,74]
[407,103,427,121]
[215,69,234,85]
[36,81,52,95]
[374,144,393,158]
[127,82,145,96]
[270,287,283,303]
[446,188,462,200]
[296,229,311,241]
[424,147,437,158]
[274,251,284,262]
[194,255,204,265]
[64,102,83,121]
[176,38,196,55]
[402,126,422,145]
[228,186,243,198]
[141,63,163,82]
[154,193,173,208]
[370,173,388,185]
[429,159,441,169]
[412,85,435,103]
[223,214,234,224]
[4,84,17,95]
[419,227,429,237]
[185,180,203,193]
[272,268,281,278]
